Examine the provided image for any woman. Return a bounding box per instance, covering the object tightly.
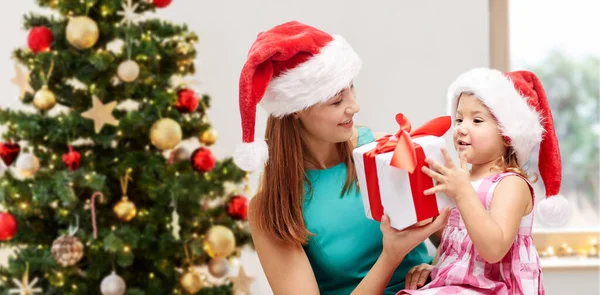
[233,21,449,295]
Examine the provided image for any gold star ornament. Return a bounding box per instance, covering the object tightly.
[8,263,43,295]
[230,266,254,295]
[10,63,34,99]
[81,95,119,133]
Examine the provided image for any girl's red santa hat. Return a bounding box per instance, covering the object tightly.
[234,21,362,172]
[447,68,570,227]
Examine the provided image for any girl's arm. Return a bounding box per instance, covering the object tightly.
[421,149,532,264]
[454,176,532,263]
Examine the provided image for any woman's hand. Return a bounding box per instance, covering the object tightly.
[379,208,450,266]
[405,263,434,290]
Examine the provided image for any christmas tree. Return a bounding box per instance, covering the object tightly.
[0,0,253,294]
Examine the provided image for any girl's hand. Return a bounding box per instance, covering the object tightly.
[405,263,434,290]
[421,148,472,202]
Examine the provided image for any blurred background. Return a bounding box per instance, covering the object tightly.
[1,0,598,294]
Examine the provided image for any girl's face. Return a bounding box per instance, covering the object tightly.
[453,93,507,165]
[295,84,360,144]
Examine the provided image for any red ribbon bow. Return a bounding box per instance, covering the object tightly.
[367,113,451,172]
[363,113,451,222]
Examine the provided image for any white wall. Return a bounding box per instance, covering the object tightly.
[0,1,490,294]
[157,0,490,161]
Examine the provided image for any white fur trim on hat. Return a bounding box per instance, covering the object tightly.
[447,68,544,165]
[259,35,362,117]
[233,139,269,172]
[537,194,571,227]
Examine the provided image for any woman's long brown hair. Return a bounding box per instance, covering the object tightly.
[252,115,357,245]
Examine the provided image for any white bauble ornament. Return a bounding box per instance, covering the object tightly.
[100,271,126,295]
[208,258,230,278]
[117,60,140,82]
[16,153,40,178]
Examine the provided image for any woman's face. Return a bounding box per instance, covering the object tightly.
[295,84,360,144]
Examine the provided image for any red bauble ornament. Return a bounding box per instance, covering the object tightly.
[0,142,21,166]
[27,26,54,53]
[62,145,81,171]
[0,212,17,241]
[226,195,248,220]
[191,147,216,173]
[153,0,172,8]
[174,88,199,113]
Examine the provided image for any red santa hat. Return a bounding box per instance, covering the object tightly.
[447,68,570,227]
[234,21,362,171]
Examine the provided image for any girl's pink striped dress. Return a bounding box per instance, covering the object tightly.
[399,172,544,294]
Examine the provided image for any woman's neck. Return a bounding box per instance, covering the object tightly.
[302,128,357,170]
[303,138,340,170]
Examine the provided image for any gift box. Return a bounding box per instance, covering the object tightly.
[353,113,456,230]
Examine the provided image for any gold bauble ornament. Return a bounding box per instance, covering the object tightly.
[180,268,204,294]
[135,54,148,62]
[203,225,236,259]
[150,118,182,150]
[33,85,56,111]
[113,196,137,222]
[199,128,217,146]
[66,16,99,49]
[117,60,140,82]
[46,271,65,287]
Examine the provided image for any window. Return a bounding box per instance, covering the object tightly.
[506,0,599,229]
[492,1,600,278]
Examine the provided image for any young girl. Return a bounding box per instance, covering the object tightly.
[399,68,570,294]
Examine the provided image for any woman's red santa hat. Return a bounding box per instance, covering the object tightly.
[234,21,362,172]
[447,68,570,227]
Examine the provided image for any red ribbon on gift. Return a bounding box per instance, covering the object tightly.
[362,114,451,222]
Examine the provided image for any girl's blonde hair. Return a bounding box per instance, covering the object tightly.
[492,145,538,183]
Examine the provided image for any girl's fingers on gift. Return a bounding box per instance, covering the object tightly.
[441,148,455,169]
[424,185,443,195]
[421,166,444,182]
[424,158,446,174]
